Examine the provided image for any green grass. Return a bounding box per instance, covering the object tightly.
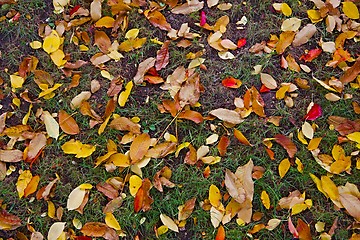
[0,0,360,239]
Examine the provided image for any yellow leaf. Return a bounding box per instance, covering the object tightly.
[291,203,308,215]
[129,133,151,163]
[342,2,359,20]
[125,29,139,39]
[79,183,93,190]
[234,129,252,146]
[276,85,290,99]
[209,184,222,207]
[160,214,179,232]
[95,16,115,28]
[17,170,32,198]
[295,158,304,173]
[307,9,322,23]
[98,115,111,135]
[236,218,245,226]
[310,173,328,197]
[10,75,25,89]
[48,201,56,219]
[50,49,67,67]
[39,83,62,98]
[281,3,292,16]
[118,81,133,107]
[261,190,271,209]
[12,97,20,107]
[129,175,142,196]
[321,176,339,201]
[105,212,121,230]
[30,41,42,49]
[175,142,190,157]
[308,137,322,151]
[43,30,61,54]
[347,132,360,144]
[157,225,169,236]
[297,130,308,145]
[79,44,89,51]
[22,103,32,125]
[279,158,290,179]
[61,139,96,158]
[72,218,82,230]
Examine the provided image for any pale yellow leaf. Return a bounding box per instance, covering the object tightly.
[260,73,277,89]
[206,134,219,145]
[17,170,32,198]
[160,214,178,232]
[67,186,87,210]
[47,222,66,240]
[30,41,42,49]
[209,184,222,207]
[42,111,59,139]
[302,121,314,139]
[281,18,301,31]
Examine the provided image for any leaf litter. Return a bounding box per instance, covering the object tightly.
[0,0,360,239]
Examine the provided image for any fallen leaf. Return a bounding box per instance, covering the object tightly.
[261,190,271,209]
[266,218,281,231]
[172,0,204,15]
[260,73,277,89]
[42,111,59,139]
[109,117,141,134]
[279,158,291,178]
[144,10,171,31]
[296,218,311,240]
[81,222,118,240]
[321,176,339,201]
[215,225,225,240]
[118,81,133,107]
[0,208,21,230]
[58,110,79,135]
[105,212,121,231]
[217,135,230,156]
[160,214,178,232]
[234,129,252,146]
[274,134,297,158]
[292,24,317,47]
[130,133,151,163]
[47,222,66,240]
[342,2,359,20]
[178,198,196,221]
[97,182,118,199]
[0,149,23,163]
[17,170,33,198]
[276,31,295,54]
[24,175,40,197]
[67,185,88,210]
[209,108,243,124]
[133,58,156,84]
[222,77,242,88]
[155,41,170,71]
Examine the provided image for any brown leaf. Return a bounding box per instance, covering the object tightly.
[133,57,156,84]
[103,196,123,213]
[144,10,171,31]
[107,77,123,97]
[96,182,119,200]
[0,208,22,230]
[339,57,360,84]
[94,31,111,53]
[58,110,80,135]
[81,222,118,240]
[328,116,360,135]
[153,166,175,192]
[274,134,297,158]
[250,86,266,117]
[338,183,360,221]
[130,133,151,163]
[155,40,170,71]
[64,60,88,69]
[0,149,23,162]
[217,135,230,156]
[109,117,141,134]
[178,198,196,221]
[171,0,204,14]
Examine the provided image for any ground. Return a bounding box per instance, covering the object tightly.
[0,0,359,239]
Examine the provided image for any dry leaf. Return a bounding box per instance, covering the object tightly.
[133,58,156,84]
[48,222,66,240]
[130,133,151,164]
[155,41,170,71]
[160,214,178,232]
[274,134,297,158]
[0,209,21,230]
[292,24,317,47]
[58,110,79,135]
[209,108,243,124]
[260,73,277,89]
[178,198,196,221]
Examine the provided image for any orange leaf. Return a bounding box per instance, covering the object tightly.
[339,57,360,84]
[184,144,197,165]
[217,135,230,156]
[24,175,40,197]
[94,30,111,53]
[130,133,151,163]
[109,117,141,134]
[276,31,296,54]
[299,48,322,62]
[296,218,312,240]
[222,77,242,89]
[134,178,153,213]
[234,129,252,146]
[178,198,196,221]
[274,134,297,158]
[59,110,80,135]
[248,223,266,234]
[265,148,275,160]
[178,110,203,124]
[155,40,170,71]
[0,209,21,230]
[81,222,117,239]
[215,225,226,240]
[134,188,144,213]
[250,86,266,117]
[144,10,171,31]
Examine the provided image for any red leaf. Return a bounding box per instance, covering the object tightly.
[260,84,271,93]
[222,77,242,89]
[274,134,297,158]
[299,48,322,62]
[296,218,312,240]
[146,67,159,76]
[200,11,206,26]
[69,5,81,16]
[237,38,247,48]
[304,103,322,121]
